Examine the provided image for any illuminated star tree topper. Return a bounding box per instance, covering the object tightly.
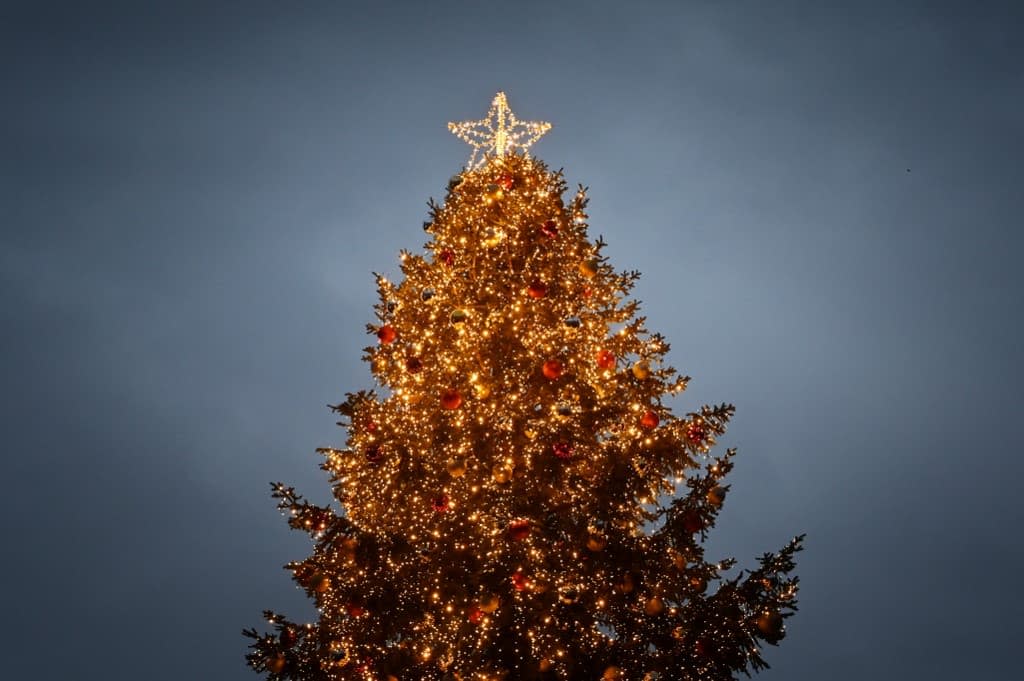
[448,91,552,169]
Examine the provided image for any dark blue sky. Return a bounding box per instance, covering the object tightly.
[2,1,1022,679]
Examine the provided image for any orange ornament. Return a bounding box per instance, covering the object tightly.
[376,325,396,344]
[508,519,531,541]
[267,653,287,674]
[640,410,660,429]
[440,388,463,410]
[596,349,616,370]
[542,358,564,380]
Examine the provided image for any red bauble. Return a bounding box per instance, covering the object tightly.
[540,219,559,238]
[405,356,423,373]
[685,421,707,444]
[366,421,378,433]
[527,280,548,298]
[511,572,529,591]
[596,349,616,370]
[508,519,531,541]
[551,441,573,460]
[496,172,515,190]
[439,249,455,267]
[280,628,298,647]
[542,358,564,380]
[440,388,463,410]
[377,325,397,344]
[582,286,593,298]
[468,606,484,624]
[432,494,450,512]
[682,510,703,534]
[346,602,366,618]
[640,410,660,429]
[364,445,383,463]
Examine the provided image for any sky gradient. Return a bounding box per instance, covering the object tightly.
[2,1,1022,679]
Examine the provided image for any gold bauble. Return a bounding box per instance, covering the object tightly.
[586,533,607,552]
[309,572,330,594]
[473,382,492,399]
[479,593,501,613]
[631,361,651,380]
[644,596,664,616]
[579,258,599,277]
[707,485,726,507]
[492,464,512,483]
[539,659,554,672]
[618,572,635,594]
[267,653,286,673]
[446,457,467,477]
[603,666,623,680]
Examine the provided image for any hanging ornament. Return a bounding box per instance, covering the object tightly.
[473,381,492,399]
[682,510,703,535]
[539,219,559,238]
[421,288,435,302]
[527,280,548,298]
[448,174,464,191]
[539,659,554,673]
[640,410,660,430]
[484,183,504,203]
[450,309,469,325]
[508,519,531,541]
[432,494,450,512]
[586,532,607,552]
[440,389,463,410]
[685,420,707,445]
[511,571,529,591]
[478,593,501,613]
[267,653,287,674]
[439,249,455,267]
[564,316,582,328]
[386,300,399,313]
[689,575,708,593]
[596,349,616,370]
[707,485,726,507]
[579,259,599,278]
[644,595,665,616]
[468,606,484,624]
[405,357,423,373]
[446,457,467,477]
[377,325,397,344]
[482,226,504,247]
[631,360,651,380]
[496,172,515,191]
[364,445,383,463]
[280,628,298,648]
[559,587,580,604]
[756,611,783,638]
[492,464,513,483]
[346,602,366,618]
[551,441,573,460]
[309,572,331,594]
[618,572,636,594]
[554,402,573,418]
[672,625,687,640]
[542,358,564,380]
[602,667,623,680]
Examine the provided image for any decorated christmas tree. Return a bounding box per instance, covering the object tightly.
[244,93,803,681]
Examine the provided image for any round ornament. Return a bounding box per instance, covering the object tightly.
[579,259,599,278]
[479,594,500,613]
[492,464,513,483]
[468,607,484,624]
[756,611,783,638]
[377,325,397,344]
[527,280,548,298]
[511,572,529,591]
[539,219,559,238]
[440,389,463,410]
[450,308,469,325]
[685,420,707,445]
[564,316,582,328]
[364,445,383,463]
[508,519,531,541]
[484,183,504,202]
[432,494,450,512]
[405,357,423,373]
[551,441,573,460]
[267,653,287,674]
[473,382,492,399]
[631,361,651,380]
[586,533,607,552]
[603,667,623,680]
[496,173,515,190]
[707,485,726,507]
[439,249,455,267]
[280,628,298,648]
[689,575,708,593]
[446,457,467,477]
[640,410,660,430]
[618,572,636,594]
[421,288,435,302]
[542,358,564,380]
[447,174,464,190]
[644,596,665,616]
[596,349,616,370]
[309,572,330,594]
[682,510,703,535]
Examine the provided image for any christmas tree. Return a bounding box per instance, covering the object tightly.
[244,93,803,681]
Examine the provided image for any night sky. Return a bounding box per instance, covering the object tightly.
[2,1,1022,679]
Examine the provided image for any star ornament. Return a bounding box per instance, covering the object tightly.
[448,92,552,169]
